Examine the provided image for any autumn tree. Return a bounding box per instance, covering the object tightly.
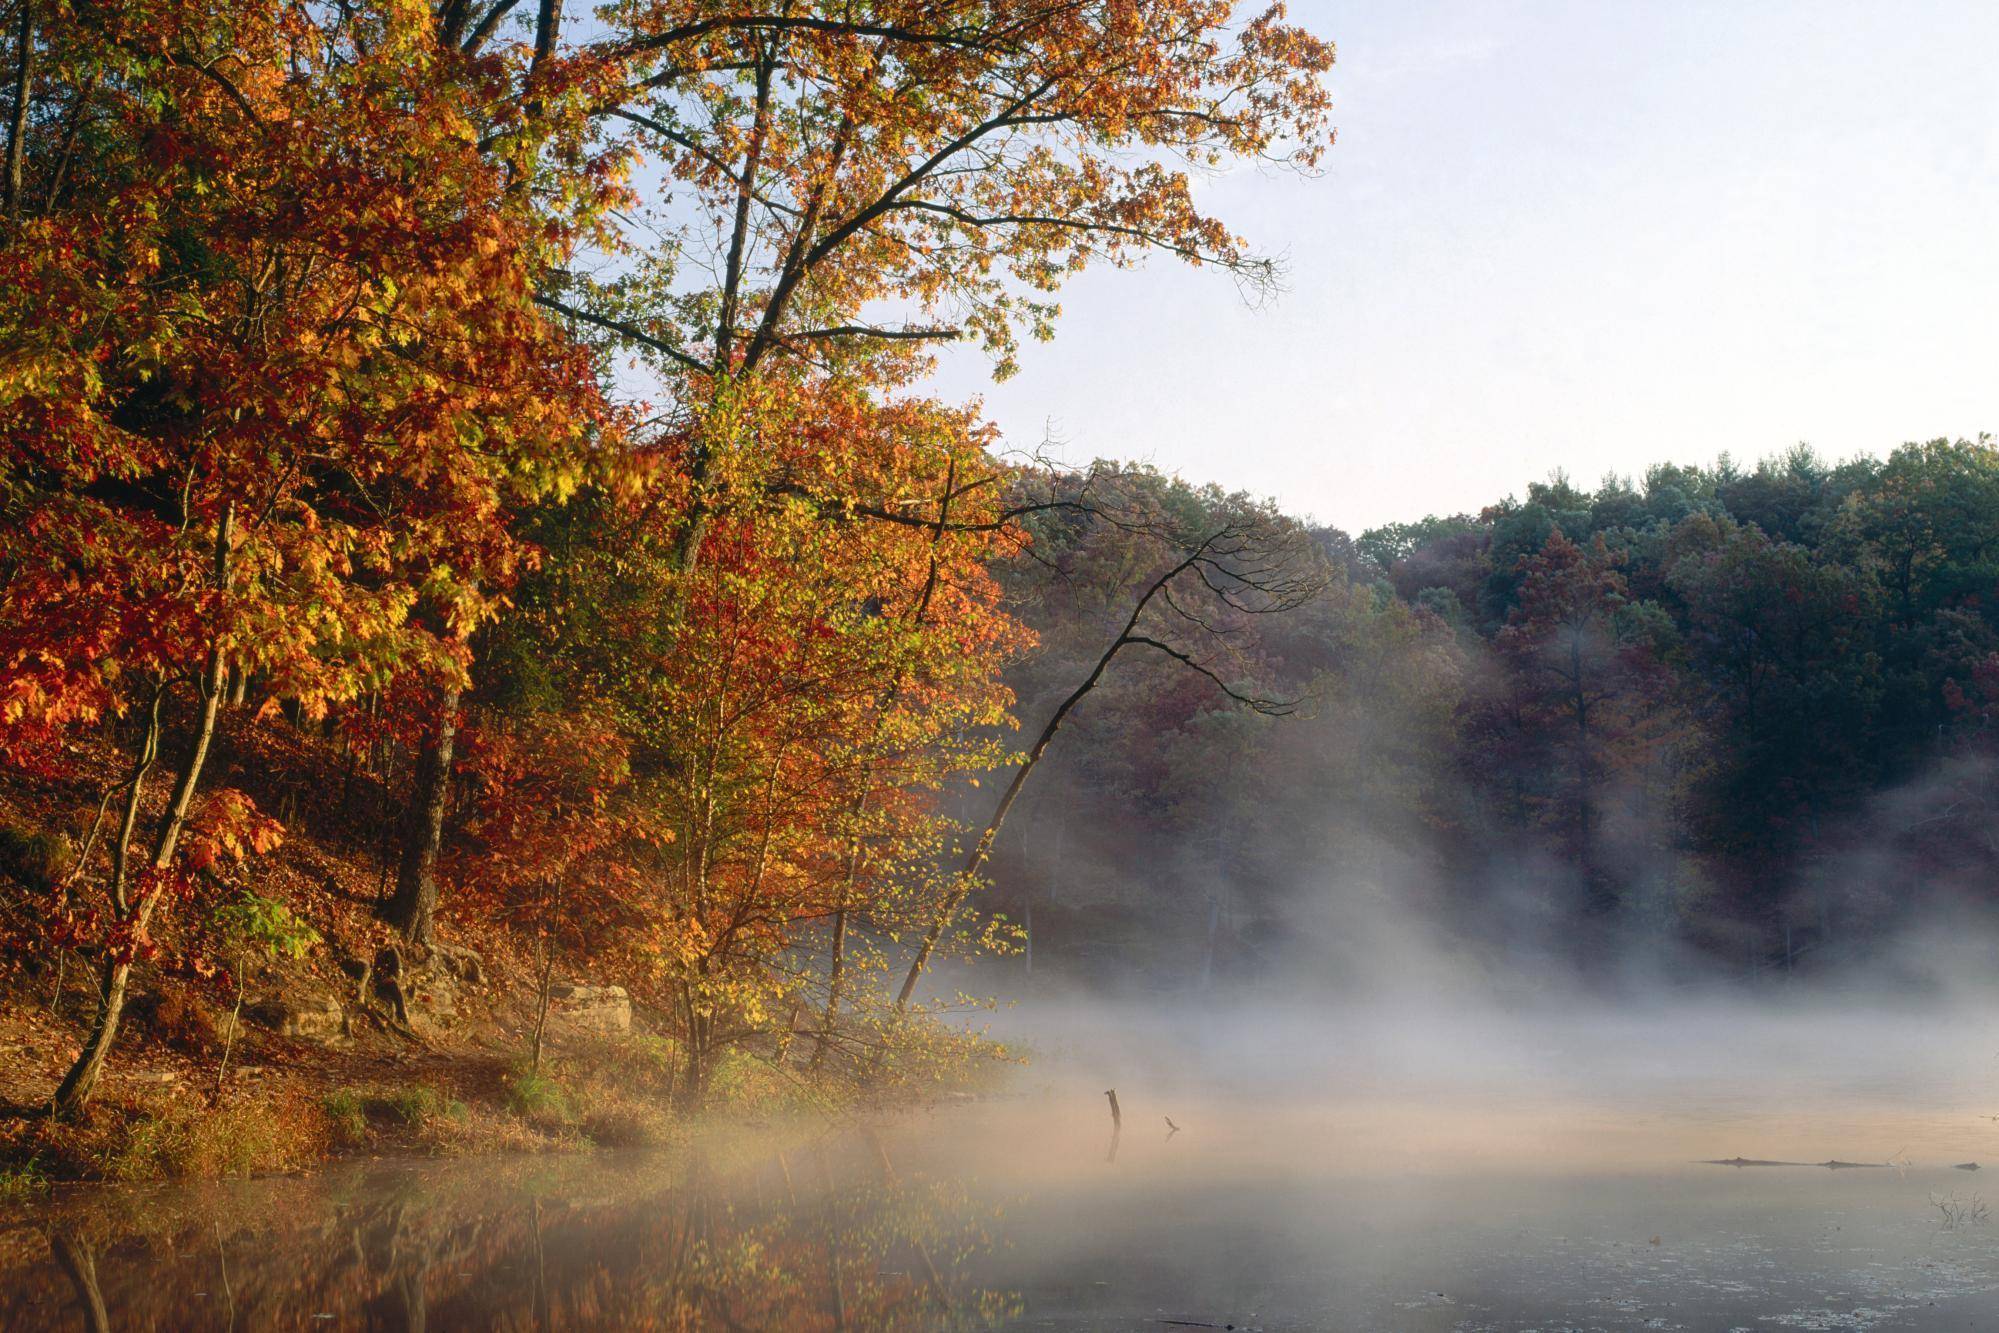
[0,0,610,1112]
[385,0,1340,946]
[1478,531,1676,897]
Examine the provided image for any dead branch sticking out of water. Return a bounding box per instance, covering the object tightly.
[1701,1157,1888,1169]
[1933,1192,1990,1229]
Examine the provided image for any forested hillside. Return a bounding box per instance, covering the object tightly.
[988,443,1999,991]
[0,0,1335,1162]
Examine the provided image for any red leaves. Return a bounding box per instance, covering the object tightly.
[183,789,285,874]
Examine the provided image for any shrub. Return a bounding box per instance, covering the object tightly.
[625,1034,684,1089]
[322,1089,368,1149]
[705,1048,835,1114]
[128,986,219,1055]
[0,823,74,893]
[505,1067,572,1124]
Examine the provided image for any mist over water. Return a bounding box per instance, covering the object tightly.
[21,782,1999,1329]
[15,964,1999,1330]
[988,984,1999,1175]
[895,940,1999,1328]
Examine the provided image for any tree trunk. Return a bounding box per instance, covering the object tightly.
[52,507,232,1118]
[813,907,847,1072]
[678,987,708,1110]
[529,941,555,1075]
[51,962,131,1119]
[383,686,459,948]
[812,786,870,1070]
[3,1,33,219]
[49,1232,110,1333]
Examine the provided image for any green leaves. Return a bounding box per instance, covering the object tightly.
[211,890,320,962]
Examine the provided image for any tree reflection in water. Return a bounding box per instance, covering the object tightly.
[0,1129,1018,1330]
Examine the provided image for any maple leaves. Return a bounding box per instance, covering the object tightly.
[2,1,613,752]
[0,0,628,1111]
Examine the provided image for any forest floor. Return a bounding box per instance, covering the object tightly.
[0,716,966,1190]
[0,942,685,1189]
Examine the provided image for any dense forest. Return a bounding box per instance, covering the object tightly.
[994,442,1999,993]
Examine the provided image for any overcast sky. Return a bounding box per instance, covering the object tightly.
[928,0,1999,533]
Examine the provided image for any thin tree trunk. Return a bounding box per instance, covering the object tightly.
[215,950,244,1098]
[894,532,1253,1008]
[667,43,776,577]
[49,1232,110,1333]
[815,907,848,1069]
[678,985,707,1109]
[893,557,1197,1009]
[53,507,233,1117]
[529,938,555,1075]
[383,686,459,948]
[812,787,868,1070]
[3,0,33,219]
[38,72,91,212]
[895,642,1121,1008]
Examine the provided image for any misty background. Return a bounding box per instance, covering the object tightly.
[951,445,1999,1019]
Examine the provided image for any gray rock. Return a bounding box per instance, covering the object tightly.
[246,992,346,1040]
[546,982,631,1034]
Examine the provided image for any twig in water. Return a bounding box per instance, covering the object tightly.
[1933,1192,1990,1229]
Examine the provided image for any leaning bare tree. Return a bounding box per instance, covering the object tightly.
[895,485,1326,1009]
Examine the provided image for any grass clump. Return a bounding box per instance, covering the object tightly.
[322,1089,369,1148]
[101,1095,317,1181]
[505,1066,572,1124]
[579,1100,672,1149]
[127,986,219,1055]
[0,1156,51,1201]
[706,1047,840,1116]
[0,822,75,892]
[368,1084,465,1129]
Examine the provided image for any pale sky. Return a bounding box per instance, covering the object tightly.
[929,0,1999,532]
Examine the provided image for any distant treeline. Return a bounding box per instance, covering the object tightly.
[989,440,1999,987]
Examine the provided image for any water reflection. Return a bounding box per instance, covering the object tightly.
[1,1130,1017,1331]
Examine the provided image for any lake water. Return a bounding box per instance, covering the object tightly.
[8,996,1999,1329]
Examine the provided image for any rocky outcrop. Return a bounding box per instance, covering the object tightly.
[546,983,631,1034]
[432,943,485,985]
[245,992,346,1040]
